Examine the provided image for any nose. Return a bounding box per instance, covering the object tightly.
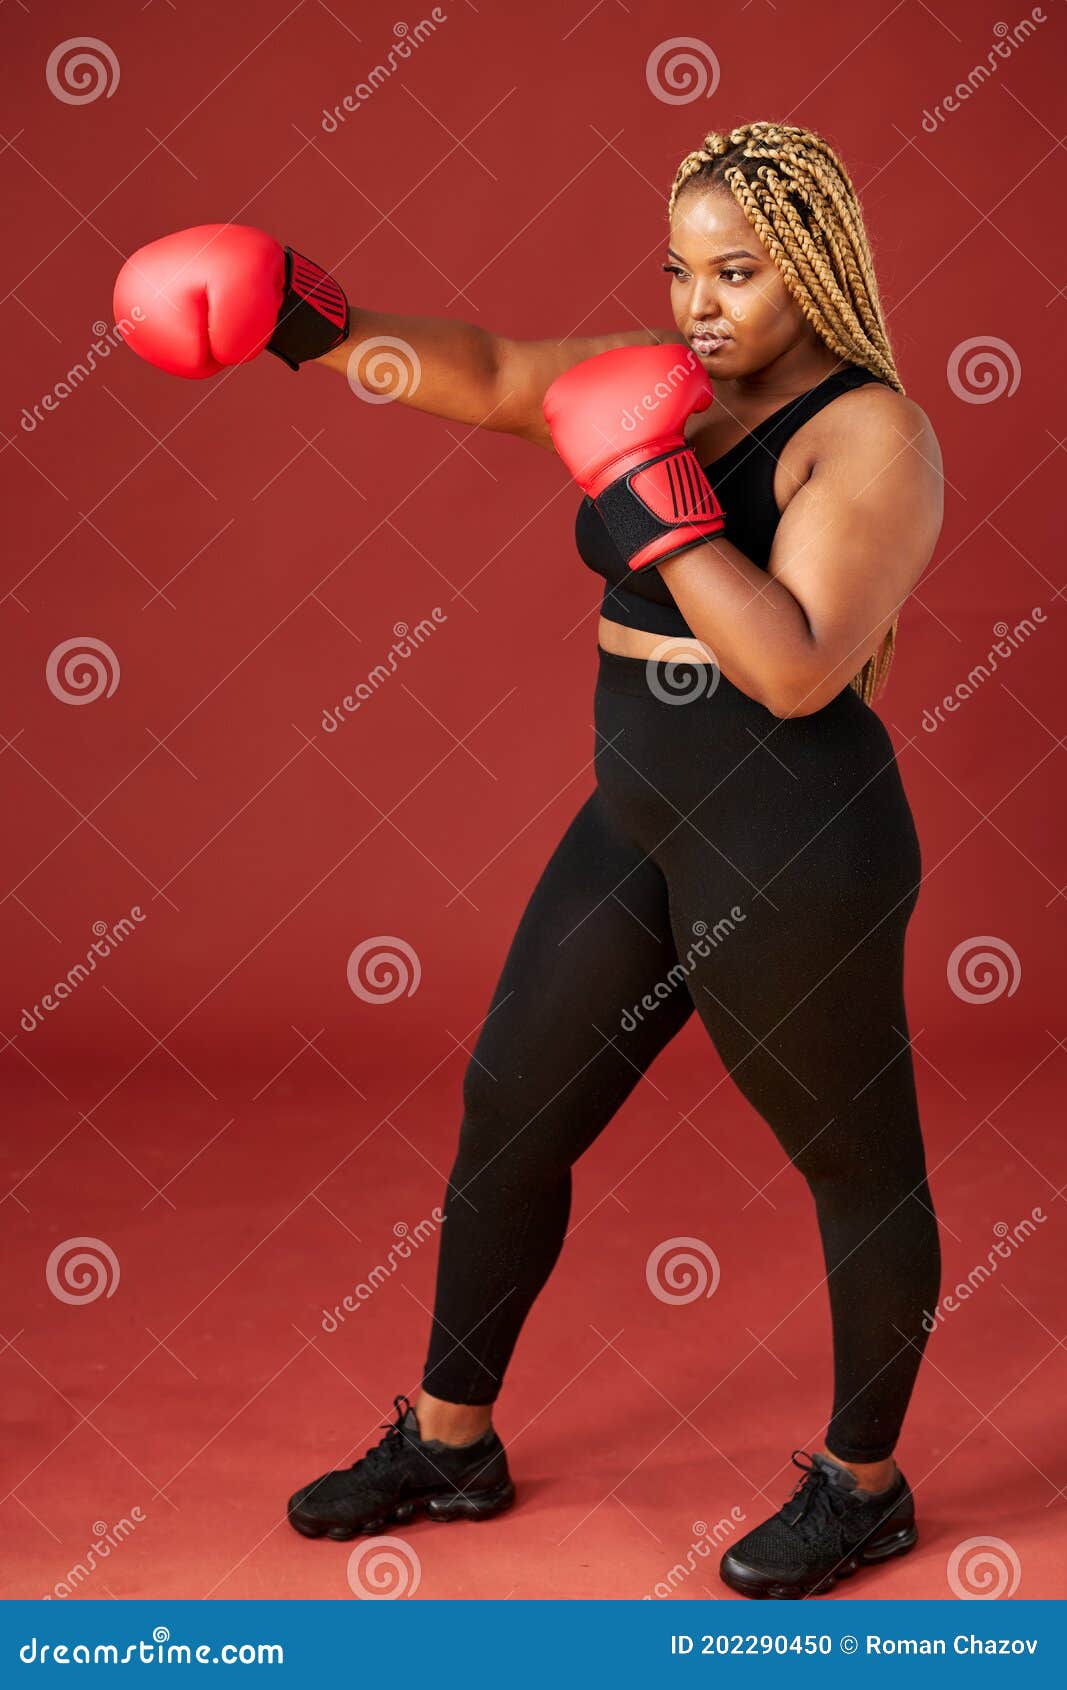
[687,277,724,323]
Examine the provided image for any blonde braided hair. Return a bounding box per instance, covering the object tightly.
[669,122,902,705]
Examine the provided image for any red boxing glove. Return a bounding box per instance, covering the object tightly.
[112,223,349,379]
[543,343,726,572]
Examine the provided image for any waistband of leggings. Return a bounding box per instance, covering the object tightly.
[595,642,721,699]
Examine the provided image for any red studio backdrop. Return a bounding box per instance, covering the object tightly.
[2,0,1065,1602]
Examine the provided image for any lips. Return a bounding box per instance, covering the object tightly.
[690,331,731,356]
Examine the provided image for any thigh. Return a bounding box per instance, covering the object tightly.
[660,803,923,1185]
[461,787,695,1172]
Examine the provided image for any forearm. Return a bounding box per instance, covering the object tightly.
[315,311,675,435]
[654,540,827,715]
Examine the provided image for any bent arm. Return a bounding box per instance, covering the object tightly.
[655,396,944,715]
[314,310,684,447]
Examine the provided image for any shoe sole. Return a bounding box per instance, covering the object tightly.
[289,1477,517,1541]
[719,1523,918,1599]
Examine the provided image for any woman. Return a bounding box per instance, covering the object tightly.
[116,121,944,1600]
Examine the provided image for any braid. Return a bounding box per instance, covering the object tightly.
[667,122,903,706]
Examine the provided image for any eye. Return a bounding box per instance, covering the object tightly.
[661,262,689,280]
[720,267,753,283]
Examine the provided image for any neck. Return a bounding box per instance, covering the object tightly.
[725,339,846,410]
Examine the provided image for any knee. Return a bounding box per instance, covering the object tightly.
[456,1060,569,1190]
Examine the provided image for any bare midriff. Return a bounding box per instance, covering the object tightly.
[596,614,717,663]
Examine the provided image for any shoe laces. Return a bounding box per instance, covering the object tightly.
[781,1450,849,1542]
[355,1394,413,1476]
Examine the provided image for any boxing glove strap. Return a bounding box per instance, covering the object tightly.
[266,247,350,370]
[594,446,726,572]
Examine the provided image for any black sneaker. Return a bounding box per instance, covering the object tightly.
[287,1393,516,1540]
[719,1449,918,1598]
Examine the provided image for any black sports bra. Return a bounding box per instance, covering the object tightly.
[574,361,886,638]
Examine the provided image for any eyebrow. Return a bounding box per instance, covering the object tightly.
[666,246,759,265]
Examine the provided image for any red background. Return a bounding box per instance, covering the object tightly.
[2,0,1064,1601]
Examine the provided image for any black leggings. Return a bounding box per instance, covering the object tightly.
[421,646,941,1462]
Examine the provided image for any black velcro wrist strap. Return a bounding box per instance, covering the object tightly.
[266,247,350,371]
[593,449,725,571]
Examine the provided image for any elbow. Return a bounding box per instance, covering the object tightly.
[761,675,832,719]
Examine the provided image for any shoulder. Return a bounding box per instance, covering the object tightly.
[797,379,942,499]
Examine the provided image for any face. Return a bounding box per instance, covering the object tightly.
[665,186,818,376]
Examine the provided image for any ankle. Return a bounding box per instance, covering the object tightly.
[821,1446,897,1494]
[413,1391,493,1446]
